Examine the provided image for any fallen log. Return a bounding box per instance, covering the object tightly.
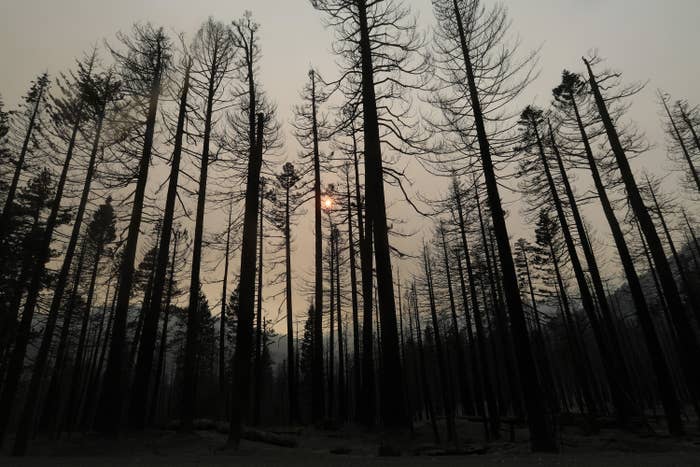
[241,427,298,448]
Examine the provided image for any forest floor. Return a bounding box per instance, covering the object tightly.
[2,417,700,466]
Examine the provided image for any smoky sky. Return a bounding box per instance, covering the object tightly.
[1,0,698,330]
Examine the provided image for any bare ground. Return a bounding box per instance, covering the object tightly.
[2,418,700,466]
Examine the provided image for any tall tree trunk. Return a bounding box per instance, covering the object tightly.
[450,0,555,449]
[220,204,232,398]
[0,97,84,445]
[253,187,265,426]
[528,113,638,422]
[455,253,488,435]
[568,97,685,432]
[423,249,457,444]
[284,186,300,424]
[644,177,700,318]
[61,241,104,436]
[453,185,499,439]
[130,65,190,429]
[182,58,220,430]
[82,278,118,431]
[584,58,700,422]
[475,186,522,418]
[310,71,325,423]
[328,225,335,419]
[345,166,361,423]
[411,284,440,444]
[149,232,179,425]
[335,229,346,422]
[661,96,700,192]
[0,78,46,228]
[440,226,473,416]
[228,114,264,447]
[357,0,406,430]
[354,126,376,427]
[97,46,165,435]
[40,238,89,436]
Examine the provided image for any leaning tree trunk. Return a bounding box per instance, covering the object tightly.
[661,97,700,192]
[0,79,46,229]
[130,65,190,429]
[97,50,164,435]
[20,103,105,455]
[62,239,105,436]
[0,99,83,445]
[39,238,89,436]
[548,125,633,395]
[450,0,556,450]
[645,177,700,319]
[529,115,638,423]
[568,97,685,433]
[584,58,700,423]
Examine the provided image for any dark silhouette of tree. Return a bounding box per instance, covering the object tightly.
[97,24,172,435]
[181,17,236,432]
[149,227,189,425]
[0,57,98,446]
[553,71,686,433]
[62,197,116,433]
[658,92,700,192]
[218,202,234,399]
[274,162,303,424]
[422,241,457,443]
[0,168,58,371]
[12,54,123,454]
[584,57,700,429]
[312,0,427,431]
[228,113,264,447]
[292,68,329,423]
[130,52,192,429]
[0,73,50,231]
[429,0,556,451]
[450,178,499,439]
[516,105,639,425]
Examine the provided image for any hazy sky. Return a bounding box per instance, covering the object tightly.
[2,0,699,333]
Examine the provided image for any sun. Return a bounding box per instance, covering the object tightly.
[322,195,334,211]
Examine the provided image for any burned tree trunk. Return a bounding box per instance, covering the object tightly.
[228,114,264,447]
